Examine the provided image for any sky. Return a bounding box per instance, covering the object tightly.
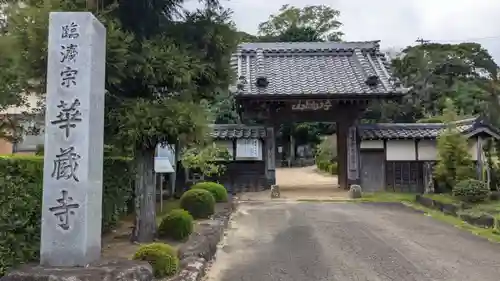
[185,0,500,64]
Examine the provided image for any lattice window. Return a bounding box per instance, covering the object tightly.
[386,161,424,193]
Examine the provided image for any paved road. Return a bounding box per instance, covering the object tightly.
[205,202,500,281]
[239,166,346,201]
[276,166,338,188]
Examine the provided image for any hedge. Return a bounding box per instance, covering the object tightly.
[0,155,134,277]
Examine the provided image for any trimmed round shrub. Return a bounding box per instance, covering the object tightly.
[180,189,215,219]
[158,209,194,240]
[133,243,178,278]
[453,179,490,203]
[191,181,228,202]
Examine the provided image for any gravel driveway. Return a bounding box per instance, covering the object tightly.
[204,202,500,281]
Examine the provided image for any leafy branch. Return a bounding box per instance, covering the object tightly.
[180,144,231,177]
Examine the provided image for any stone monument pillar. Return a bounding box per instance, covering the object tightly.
[40,11,106,267]
[1,12,153,281]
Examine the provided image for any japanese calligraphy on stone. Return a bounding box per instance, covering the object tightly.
[60,44,79,63]
[52,146,81,182]
[60,22,80,88]
[50,99,82,138]
[61,22,80,39]
[49,190,80,230]
[60,66,78,88]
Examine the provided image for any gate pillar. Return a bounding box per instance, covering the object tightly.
[264,126,276,187]
[337,119,361,189]
[337,121,348,190]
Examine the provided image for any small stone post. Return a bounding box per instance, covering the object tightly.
[40,12,106,267]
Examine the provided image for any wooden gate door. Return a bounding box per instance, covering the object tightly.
[360,151,386,192]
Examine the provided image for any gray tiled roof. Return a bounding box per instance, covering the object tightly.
[231,41,402,97]
[210,124,267,139]
[358,117,490,140]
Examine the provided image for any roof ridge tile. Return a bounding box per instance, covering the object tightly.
[232,40,401,96]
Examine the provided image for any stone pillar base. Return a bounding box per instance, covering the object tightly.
[1,259,153,281]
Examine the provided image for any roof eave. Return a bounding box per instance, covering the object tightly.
[463,127,500,140]
[234,92,404,101]
[361,136,437,141]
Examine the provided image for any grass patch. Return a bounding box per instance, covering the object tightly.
[471,200,500,213]
[356,192,416,203]
[406,202,500,243]
[157,199,181,217]
[122,199,181,223]
[423,193,459,204]
[156,199,181,224]
[424,193,500,215]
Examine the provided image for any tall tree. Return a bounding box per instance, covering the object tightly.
[258,4,343,41]
[1,0,239,242]
[104,4,239,242]
[365,42,499,123]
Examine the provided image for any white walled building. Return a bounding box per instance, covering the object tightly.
[357,117,500,192]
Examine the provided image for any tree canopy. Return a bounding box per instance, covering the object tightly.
[365,42,500,123]
[258,4,343,41]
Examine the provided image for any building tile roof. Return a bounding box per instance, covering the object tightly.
[231,41,402,97]
[358,117,497,140]
[210,124,267,139]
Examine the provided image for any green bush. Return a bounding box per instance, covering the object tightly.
[317,161,326,171]
[317,160,337,175]
[0,175,42,278]
[434,99,475,192]
[453,179,490,203]
[191,181,228,202]
[328,162,338,175]
[158,209,194,240]
[0,155,134,277]
[180,189,215,219]
[133,243,178,278]
[315,137,336,167]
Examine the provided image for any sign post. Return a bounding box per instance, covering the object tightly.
[154,156,174,212]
